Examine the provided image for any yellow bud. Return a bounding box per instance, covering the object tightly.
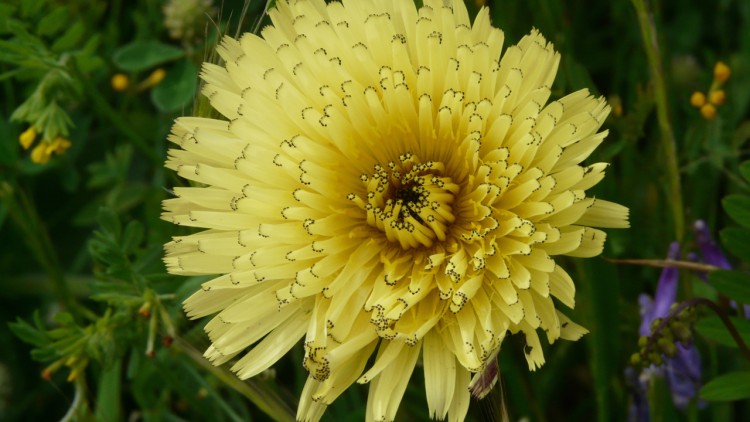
[700,103,717,120]
[111,73,129,91]
[30,143,51,164]
[709,89,726,106]
[147,68,167,86]
[689,91,706,108]
[19,127,37,150]
[609,95,623,117]
[474,0,487,7]
[714,61,730,84]
[50,137,72,155]
[66,367,80,382]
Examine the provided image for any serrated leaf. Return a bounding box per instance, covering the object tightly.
[112,40,183,72]
[720,227,750,263]
[723,195,750,228]
[695,315,750,348]
[740,161,750,183]
[151,60,197,112]
[708,270,750,304]
[700,371,750,401]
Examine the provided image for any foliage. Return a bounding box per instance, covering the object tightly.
[1,0,750,421]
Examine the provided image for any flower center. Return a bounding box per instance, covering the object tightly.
[349,153,459,249]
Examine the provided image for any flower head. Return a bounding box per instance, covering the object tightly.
[163,1,628,420]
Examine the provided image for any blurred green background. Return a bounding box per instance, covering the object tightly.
[1,0,749,420]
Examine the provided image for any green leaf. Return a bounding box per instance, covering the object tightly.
[695,315,750,348]
[740,161,750,183]
[51,20,85,52]
[151,60,197,112]
[700,371,750,401]
[708,270,750,304]
[720,227,750,263]
[112,41,183,72]
[723,195,750,228]
[121,221,144,255]
[8,316,48,347]
[36,6,68,37]
[97,208,122,240]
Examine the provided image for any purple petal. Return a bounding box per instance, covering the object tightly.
[694,220,732,269]
[639,242,680,335]
[665,344,704,410]
[625,366,650,422]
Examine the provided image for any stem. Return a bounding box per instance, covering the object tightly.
[631,0,685,241]
[645,298,750,362]
[173,336,296,422]
[0,182,77,315]
[604,257,720,273]
[72,67,162,165]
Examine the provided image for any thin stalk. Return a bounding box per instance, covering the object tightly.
[603,257,720,273]
[0,182,77,315]
[631,0,685,241]
[173,336,296,422]
[72,67,162,165]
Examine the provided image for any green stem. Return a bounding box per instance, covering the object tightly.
[174,336,296,422]
[0,182,77,315]
[72,67,162,165]
[631,0,685,241]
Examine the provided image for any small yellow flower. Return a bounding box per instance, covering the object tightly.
[609,95,623,117]
[689,91,706,108]
[709,89,725,106]
[714,61,730,84]
[700,103,717,120]
[19,126,37,150]
[30,143,52,164]
[147,68,166,87]
[49,137,72,155]
[112,73,129,91]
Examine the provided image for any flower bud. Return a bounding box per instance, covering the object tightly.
[709,90,726,106]
[690,91,706,108]
[111,73,129,91]
[700,103,716,120]
[19,127,36,149]
[714,61,730,84]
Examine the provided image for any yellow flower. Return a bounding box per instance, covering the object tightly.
[689,91,706,108]
[713,61,730,84]
[112,73,130,91]
[19,126,37,150]
[146,68,166,87]
[162,1,629,421]
[709,89,725,106]
[700,103,717,120]
[30,142,52,164]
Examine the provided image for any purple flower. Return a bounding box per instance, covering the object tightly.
[694,220,732,270]
[625,366,650,422]
[694,219,750,318]
[639,242,680,336]
[634,241,703,413]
